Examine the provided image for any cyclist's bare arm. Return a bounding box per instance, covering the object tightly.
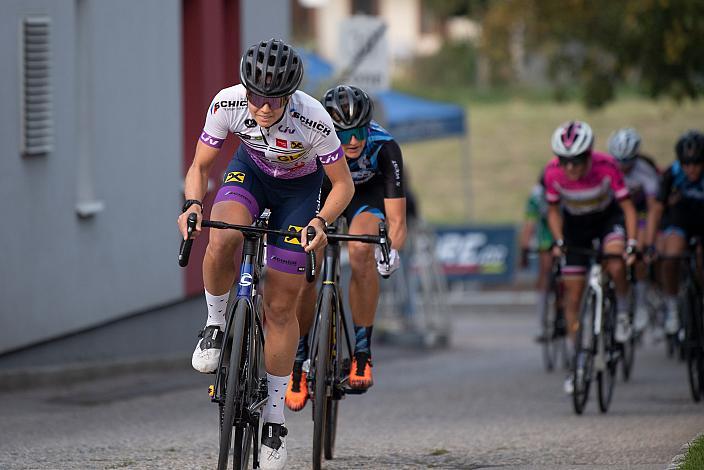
[547,203,563,240]
[178,141,221,239]
[618,197,638,242]
[303,158,354,250]
[383,197,407,250]
[519,219,536,250]
[645,200,665,248]
[547,203,564,257]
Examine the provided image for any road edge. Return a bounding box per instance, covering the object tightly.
[666,432,701,470]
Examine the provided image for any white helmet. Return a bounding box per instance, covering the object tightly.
[608,128,641,163]
[551,120,594,159]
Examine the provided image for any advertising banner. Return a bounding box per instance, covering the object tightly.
[434,226,516,283]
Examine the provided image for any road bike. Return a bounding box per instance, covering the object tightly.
[179,211,315,470]
[662,237,704,402]
[541,255,568,372]
[569,246,626,415]
[306,219,390,470]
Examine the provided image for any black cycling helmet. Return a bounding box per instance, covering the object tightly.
[239,39,303,97]
[322,85,373,130]
[675,130,704,163]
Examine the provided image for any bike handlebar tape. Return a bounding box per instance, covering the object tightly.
[178,213,198,267]
[306,226,316,283]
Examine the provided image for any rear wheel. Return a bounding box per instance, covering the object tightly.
[312,289,334,470]
[597,294,617,413]
[685,289,703,402]
[542,289,558,372]
[573,289,596,415]
[621,335,635,382]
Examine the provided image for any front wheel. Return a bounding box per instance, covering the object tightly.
[218,301,252,470]
[324,395,338,459]
[312,289,334,470]
[685,288,703,402]
[573,289,596,415]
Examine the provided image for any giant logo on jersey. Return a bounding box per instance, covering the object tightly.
[290,111,331,137]
[276,152,304,163]
[211,99,248,114]
[284,225,303,245]
[224,172,245,183]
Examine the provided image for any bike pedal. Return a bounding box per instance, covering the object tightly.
[208,385,215,397]
[343,387,367,395]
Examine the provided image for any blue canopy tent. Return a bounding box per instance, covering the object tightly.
[298,49,471,217]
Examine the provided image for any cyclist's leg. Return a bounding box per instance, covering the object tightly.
[347,183,385,389]
[661,203,691,334]
[633,217,650,331]
[192,151,263,373]
[561,213,593,392]
[535,219,554,340]
[256,168,323,426]
[602,210,631,342]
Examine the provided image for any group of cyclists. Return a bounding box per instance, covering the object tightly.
[176,35,704,467]
[177,38,406,469]
[521,120,704,394]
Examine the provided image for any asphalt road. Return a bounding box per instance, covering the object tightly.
[1,306,702,469]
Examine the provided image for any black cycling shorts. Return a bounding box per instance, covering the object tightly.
[663,199,704,240]
[563,203,626,275]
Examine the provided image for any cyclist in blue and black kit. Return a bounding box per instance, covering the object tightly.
[177,39,354,469]
[286,85,407,411]
[646,130,704,337]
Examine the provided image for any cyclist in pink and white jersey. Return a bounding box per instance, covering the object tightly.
[543,120,637,394]
[177,39,354,469]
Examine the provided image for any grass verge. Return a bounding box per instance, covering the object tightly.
[681,434,704,470]
[400,96,704,224]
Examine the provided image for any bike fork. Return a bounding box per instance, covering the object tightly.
[590,266,606,372]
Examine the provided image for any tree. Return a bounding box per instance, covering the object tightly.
[477,0,704,107]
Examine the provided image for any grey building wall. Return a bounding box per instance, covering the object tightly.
[241,0,290,51]
[0,0,183,354]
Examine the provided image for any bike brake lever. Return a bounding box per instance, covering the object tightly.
[305,226,316,283]
[178,213,198,267]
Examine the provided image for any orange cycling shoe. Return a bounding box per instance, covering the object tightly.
[349,351,373,389]
[285,362,308,411]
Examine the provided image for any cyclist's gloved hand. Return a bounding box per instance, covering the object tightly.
[551,239,565,258]
[375,247,400,278]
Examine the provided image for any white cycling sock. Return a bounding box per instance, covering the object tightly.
[262,373,288,425]
[616,295,630,314]
[665,296,678,315]
[634,282,647,308]
[205,290,228,327]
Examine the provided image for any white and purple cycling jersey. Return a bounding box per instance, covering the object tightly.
[621,157,659,214]
[200,84,343,178]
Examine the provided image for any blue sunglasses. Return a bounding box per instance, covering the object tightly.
[336,126,368,144]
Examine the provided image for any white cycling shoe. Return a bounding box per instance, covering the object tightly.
[665,310,680,335]
[191,325,223,373]
[260,422,288,470]
[633,305,649,333]
[563,375,574,395]
[615,312,631,343]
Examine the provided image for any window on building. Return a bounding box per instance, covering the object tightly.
[21,16,53,156]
